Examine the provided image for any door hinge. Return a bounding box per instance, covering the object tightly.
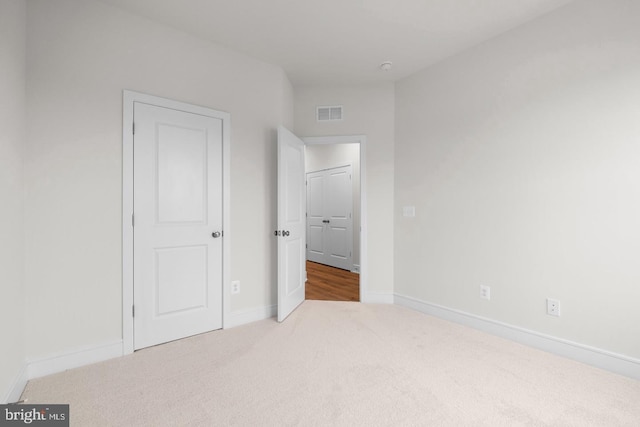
[132,213,135,227]
[132,122,135,135]
[132,305,135,317]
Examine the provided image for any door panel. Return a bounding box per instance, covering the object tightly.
[134,102,222,349]
[308,225,324,254]
[285,239,303,295]
[307,175,324,217]
[328,227,348,258]
[277,126,306,322]
[155,245,208,315]
[156,124,207,223]
[327,170,350,218]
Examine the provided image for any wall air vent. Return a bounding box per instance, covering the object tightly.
[316,105,343,122]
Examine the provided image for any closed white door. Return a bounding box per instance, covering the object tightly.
[277,126,306,322]
[306,165,353,271]
[133,102,223,349]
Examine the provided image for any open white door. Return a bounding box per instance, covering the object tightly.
[277,126,306,322]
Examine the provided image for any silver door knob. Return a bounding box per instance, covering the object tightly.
[212,231,222,238]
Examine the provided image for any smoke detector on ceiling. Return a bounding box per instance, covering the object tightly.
[379,61,393,71]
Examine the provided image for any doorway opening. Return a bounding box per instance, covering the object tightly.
[302,136,366,302]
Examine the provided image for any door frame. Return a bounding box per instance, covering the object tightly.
[302,135,368,303]
[122,90,231,355]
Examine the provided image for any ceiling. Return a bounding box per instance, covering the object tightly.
[98,0,574,86]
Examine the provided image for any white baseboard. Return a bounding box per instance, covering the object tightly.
[3,363,27,404]
[27,340,123,380]
[394,294,640,380]
[225,304,277,329]
[362,291,394,304]
[351,264,360,274]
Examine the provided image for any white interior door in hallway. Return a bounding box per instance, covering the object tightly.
[133,102,223,350]
[306,165,353,271]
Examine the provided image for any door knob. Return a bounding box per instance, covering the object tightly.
[322,220,330,223]
[212,231,222,238]
[283,230,290,237]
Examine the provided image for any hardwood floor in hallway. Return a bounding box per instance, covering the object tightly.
[305,261,359,301]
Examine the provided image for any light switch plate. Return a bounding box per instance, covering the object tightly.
[402,206,416,217]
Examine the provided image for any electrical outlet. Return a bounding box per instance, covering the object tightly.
[547,298,560,317]
[231,280,240,295]
[480,285,491,300]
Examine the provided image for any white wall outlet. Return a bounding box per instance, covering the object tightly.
[547,298,560,316]
[231,280,240,295]
[480,285,491,300]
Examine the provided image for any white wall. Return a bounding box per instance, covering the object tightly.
[0,0,26,402]
[281,75,295,131]
[295,84,394,296]
[305,143,361,269]
[25,0,293,360]
[395,0,640,359]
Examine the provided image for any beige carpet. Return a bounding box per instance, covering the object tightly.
[22,301,640,426]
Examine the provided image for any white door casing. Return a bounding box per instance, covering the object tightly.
[123,91,230,354]
[306,165,353,270]
[277,126,306,322]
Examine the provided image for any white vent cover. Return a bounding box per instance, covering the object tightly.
[317,105,343,122]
